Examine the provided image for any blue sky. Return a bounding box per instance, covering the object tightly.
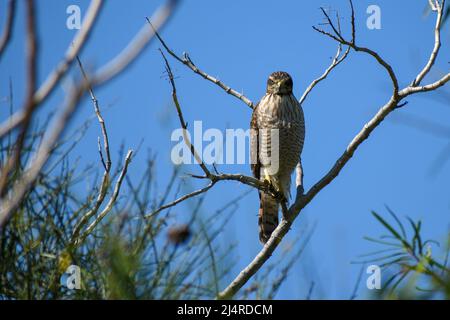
[1,0,449,299]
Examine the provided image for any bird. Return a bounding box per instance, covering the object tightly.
[250,71,305,244]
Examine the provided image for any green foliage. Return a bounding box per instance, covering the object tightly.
[0,116,239,299]
[357,207,450,299]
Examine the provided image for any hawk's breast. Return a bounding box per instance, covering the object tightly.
[255,93,305,176]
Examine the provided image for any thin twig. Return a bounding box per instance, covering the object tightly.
[0,0,104,139]
[72,150,133,247]
[412,0,445,87]
[76,55,112,170]
[147,18,254,109]
[145,182,214,219]
[92,0,179,85]
[299,12,350,105]
[319,7,345,42]
[148,51,278,219]
[312,0,399,96]
[70,55,116,241]
[159,48,212,178]
[146,170,276,219]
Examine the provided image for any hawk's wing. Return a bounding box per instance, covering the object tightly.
[250,102,260,180]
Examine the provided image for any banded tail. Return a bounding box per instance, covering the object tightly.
[258,192,279,244]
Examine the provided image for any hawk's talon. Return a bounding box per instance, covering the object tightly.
[265,182,286,203]
[261,179,271,192]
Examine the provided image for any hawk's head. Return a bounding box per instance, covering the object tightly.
[266,71,293,95]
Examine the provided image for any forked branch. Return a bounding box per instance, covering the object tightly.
[147,18,254,109]
[218,0,449,299]
[0,0,179,228]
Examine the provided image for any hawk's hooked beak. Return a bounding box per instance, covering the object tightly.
[274,79,286,94]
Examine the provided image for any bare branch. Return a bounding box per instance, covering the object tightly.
[0,85,85,227]
[210,173,267,191]
[97,136,107,171]
[0,0,104,139]
[139,49,220,219]
[149,48,279,218]
[92,0,179,85]
[319,7,345,43]
[300,12,350,105]
[429,0,438,11]
[412,0,445,87]
[151,47,285,220]
[76,55,112,170]
[401,72,450,95]
[70,55,115,242]
[34,0,103,106]
[0,112,22,139]
[148,169,281,218]
[145,181,215,219]
[0,0,16,59]
[72,150,133,247]
[160,48,212,178]
[313,0,399,96]
[144,159,288,219]
[349,0,356,44]
[218,0,449,299]
[217,96,402,299]
[71,168,110,241]
[0,0,178,227]
[147,18,255,109]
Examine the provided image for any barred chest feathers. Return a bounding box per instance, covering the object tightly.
[256,93,305,175]
[250,70,305,244]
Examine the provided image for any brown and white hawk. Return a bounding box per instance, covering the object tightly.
[250,71,305,244]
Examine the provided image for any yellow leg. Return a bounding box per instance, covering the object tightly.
[263,168,273,187]
[263,168,284,199]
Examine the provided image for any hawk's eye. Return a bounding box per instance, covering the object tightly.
[268,79,274,85]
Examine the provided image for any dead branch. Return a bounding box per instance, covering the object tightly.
[92,0,179,85]
[218,0,449,299]
[147,18,254,109]
[145,52,278,219]
[412,0,444,86]
[0,84,85,227]
[0,0,104,139]
[70,55,117,244]
[145,181,215,219]
[76,55,112,171]
[71,150,133,247]
[312,2,399,96]
[299,12,350,105]
[0,0,179,228]
[160,49,212,178]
